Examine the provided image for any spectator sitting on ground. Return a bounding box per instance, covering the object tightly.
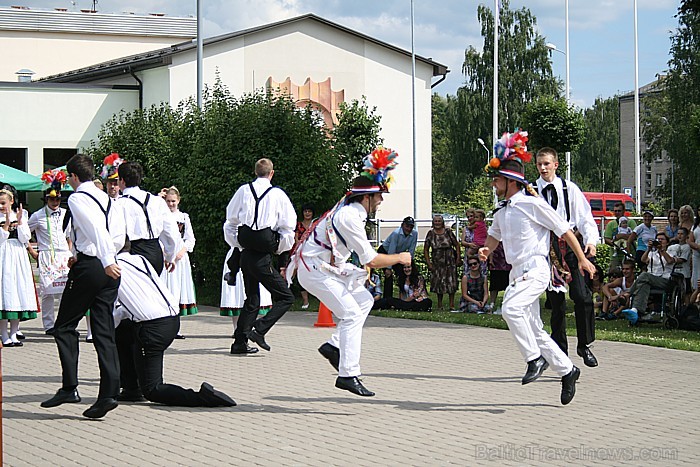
[366,269,384,310]
[604,202,637,272]
[600,260,636,320]
[377,260,432,312]
[622,232,681,324]
[590,266,605,315]
[627,210,657,271]
[457,255,492,314]
[689,279,700,304]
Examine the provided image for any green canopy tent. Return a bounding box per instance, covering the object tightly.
[0,163,43,191]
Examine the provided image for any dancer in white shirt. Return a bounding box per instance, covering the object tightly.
[287,148,410,396]
[28,169,72,333]
[478,130,596,405]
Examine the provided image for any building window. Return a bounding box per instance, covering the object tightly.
[646,164,652,173]
[0,148,27,170]
[656,174,663,186]
[44,148,76,171]
[645,189,652,197]
[646,173,652,181]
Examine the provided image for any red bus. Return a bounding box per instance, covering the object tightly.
[583,192,636,218]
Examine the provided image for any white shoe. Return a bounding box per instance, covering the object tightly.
[493,308,502,315]
[301,304,309,310]
[449,309,462,313]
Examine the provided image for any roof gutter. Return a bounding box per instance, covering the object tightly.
[430,65,449,89]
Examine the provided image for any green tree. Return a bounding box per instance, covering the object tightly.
[331,97,383,180]
[522,96,585,154]
[438,0,560,197]
[571,96,620,192]
[643,0,700,206]
[85,79,350,290]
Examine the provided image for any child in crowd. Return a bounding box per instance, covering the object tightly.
[457,255,492,314]
[471,209,488,248]
[0,185,38,346]
[600,259,636,320]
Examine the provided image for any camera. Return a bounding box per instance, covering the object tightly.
[651,240,661,248]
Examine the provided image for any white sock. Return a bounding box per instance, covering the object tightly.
[231,315,239,333]
[0,319,9,343]
[9,319,20,343]
[85,316,92,339]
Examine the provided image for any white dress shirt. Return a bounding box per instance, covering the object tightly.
[119,186,183,262]
[28,207,70,252]
[225,177,296,254]
[535,176,600,246]
[488,190,570,269]
[69,181,126,268]
[299,202,378,266]
[113,252,178,327]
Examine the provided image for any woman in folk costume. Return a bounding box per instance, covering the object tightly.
[160,186,197,339]
[220,220,272,341]
[27,169,72,334]
[0,184,38,346]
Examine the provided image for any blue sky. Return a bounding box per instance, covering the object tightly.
[14,0,681,108]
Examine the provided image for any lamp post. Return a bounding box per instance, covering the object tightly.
[633,0,641,210]
[546,38,571,180]
[493,1,499,149]
[478,137,498,207]
[410,0,417,219]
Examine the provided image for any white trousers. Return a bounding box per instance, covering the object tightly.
[502,257,573,377]
[41,293,60,331]
[298,262,374,377]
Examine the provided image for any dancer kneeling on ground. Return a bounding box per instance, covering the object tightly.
[375,260,432,311]
[287,147,410,397]
[113,245,235,407]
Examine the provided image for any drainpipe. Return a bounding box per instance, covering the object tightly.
[128,67,143,110]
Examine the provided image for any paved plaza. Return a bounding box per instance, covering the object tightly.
[3,307,699,466]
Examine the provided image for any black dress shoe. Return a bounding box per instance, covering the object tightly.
[230,343,259,355]
[16,332,25,340]
[83,398,118,419]
[117,388,146,402]
[561,366,581,405]
[199,382,237,407]
[41,388,81,408]
[318,343,340,371]
[45,328,56,336]
[174,334,186,340]
[522,356,549,385]
[335,376,375,397]
[11,341,23,347]
[577,346,598,367]
[247,329,270,351]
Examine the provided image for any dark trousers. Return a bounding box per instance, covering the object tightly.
[233,249,294,345]
[117,238,164,391]
[547,241,595,354]
[377,246,405,299]
[374,297,432,312]
[53,254,120,399]
[132,316,207,406]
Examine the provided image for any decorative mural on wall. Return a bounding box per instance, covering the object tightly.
[266,77,345,129]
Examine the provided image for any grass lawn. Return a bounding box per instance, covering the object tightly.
[197,284,700,352]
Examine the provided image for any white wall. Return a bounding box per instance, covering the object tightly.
[0,84,139,174]
[160,18,434,220]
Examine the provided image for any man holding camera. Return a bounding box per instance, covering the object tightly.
[622,232,688,323]
[225,158,296,354]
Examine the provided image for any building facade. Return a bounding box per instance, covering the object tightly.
[619,79,672,206]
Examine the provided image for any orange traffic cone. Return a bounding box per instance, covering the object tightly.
[314,302,336,327]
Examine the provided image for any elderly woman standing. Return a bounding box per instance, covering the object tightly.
[424,214,461,310]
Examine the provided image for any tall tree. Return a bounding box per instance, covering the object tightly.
[643,0,700,205]
[331,97,383,181]
[438,0,560,197]
[574,97,620,192]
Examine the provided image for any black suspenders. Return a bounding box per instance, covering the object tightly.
[248,182,275,228]
[124,193,153,238]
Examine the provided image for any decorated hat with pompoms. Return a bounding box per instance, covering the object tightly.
[100,152,125,180]
[484,129,532,183]
[41,168,68,198]
[349,146,399,196]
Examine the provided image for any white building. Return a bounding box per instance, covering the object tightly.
[1,13,447,219]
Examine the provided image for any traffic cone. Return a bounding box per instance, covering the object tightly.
[314,302,336,327]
